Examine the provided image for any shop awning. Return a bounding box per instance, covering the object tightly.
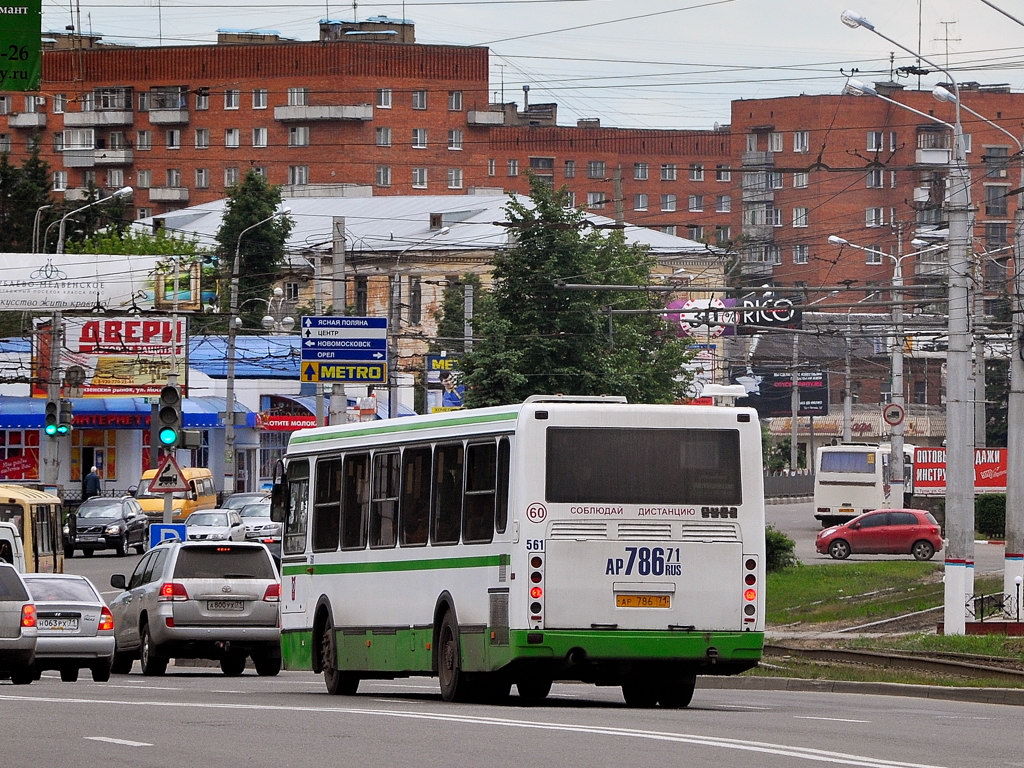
[0,395,257,430]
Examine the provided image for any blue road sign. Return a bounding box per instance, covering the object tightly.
[301,349,388,362]
[150,523,187,548]
[301,361,387,383]
[301,316,387,331]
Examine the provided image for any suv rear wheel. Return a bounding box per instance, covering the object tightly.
[253,653,281,677]
[139,623,168,676]
[220,653,246,676]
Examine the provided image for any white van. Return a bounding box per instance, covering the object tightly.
[0,522,26,573]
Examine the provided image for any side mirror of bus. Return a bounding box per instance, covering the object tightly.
[110,573,127,590]
[269,484,284,523]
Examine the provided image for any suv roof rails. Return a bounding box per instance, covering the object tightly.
[523,394,628,404]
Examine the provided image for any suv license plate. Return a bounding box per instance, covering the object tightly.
[207,600,244,611]
[616,594,671,608]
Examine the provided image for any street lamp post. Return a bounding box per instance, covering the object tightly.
[55,186,133,254]
[224,208,290,495]
[842,9,974,634]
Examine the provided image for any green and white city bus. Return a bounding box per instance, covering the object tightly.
[271,395,765,706]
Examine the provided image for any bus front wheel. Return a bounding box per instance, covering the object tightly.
[320,613,358,695]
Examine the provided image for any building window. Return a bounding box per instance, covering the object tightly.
[985,146,1010,178]
[714,226,731,245]
[106,168,124,188]
[769,171,783,189]
[768,206,782,226]
[587,192,606,209]
[195,89,209,110]
[793,207,808,227]
[488,158,496,176]
[224,128,240,148]
[715,164,731,182]
[195,128,210,149]
[53,94,66,113]
[745,133,757,152]
[288,165,309,185]
[687,226,702,240]
[82,170,97,187]
[634,163,648,181]
[985,185,1009,216]
[252,127,267,147]
[287,87,308,107]
[288,126,309,146]
[661,194,676,212]
[165,129,181,150]
[224,167,240,186]
[793,171,808,188]
[136,207,152,219]
[375,165,392,187]
[769,132,783,152]
[52,170,67,191]
[447,168,463,189]
[793,131,810,152]
[792,245,809,264]
[689,163,704,181]
[448,129,463,150]
[688,194,703,212]
[587,160,606,179]
[564,191,575,207]
[253,89,268,109]
[986,222,1009,249]
[377,88,392,109]
[195,168,209,188]
[866,207,885,227]
[867,131,885,151]
[166,168,181,187]
[252,166,267,178]
[412,167,428,189]
[660,163,677,181]
[137,92,150,112]
[412,90,428,110]
[634,193,648,211]
[716,194,731,213]
[131,130,149,151]
[507,159,519,176]
[224,89,240,109]
[448,91,462,111]
[0,134,9,153]
[136,169,151,188]
[866,168,884,188]
[412,128,427,148]
[864,245,883,265]
[660,225,677,236]
[564,160,575,178]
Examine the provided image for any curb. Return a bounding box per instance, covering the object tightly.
[701,675,1024,706]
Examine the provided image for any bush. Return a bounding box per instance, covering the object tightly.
[975,493,1005,538]
[765,524,799,572]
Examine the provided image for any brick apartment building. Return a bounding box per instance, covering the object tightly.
[3,18,1022,425]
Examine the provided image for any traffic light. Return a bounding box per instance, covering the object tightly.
[56,399,73,436]
[157,384,182,447]
[43,399,59,437]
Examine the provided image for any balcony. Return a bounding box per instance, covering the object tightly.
[740,260,774,279]
[7,112,46,129]
[63,110,133,127]
[916,147,951,165]
[148,108,189,125]
[467,110,505,126]
[95,149,134,165]
[63,187,91,201]
[62,149,96,168]
[273,104,372,122]
[741,151,775,168]
[149,187,190,202]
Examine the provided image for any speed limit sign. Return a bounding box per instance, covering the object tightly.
[882,403,905,426]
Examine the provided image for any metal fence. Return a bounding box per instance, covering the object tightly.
[763,472,814,500]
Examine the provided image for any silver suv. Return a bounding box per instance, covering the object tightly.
[0,563,37,685]
[108,540,281,677]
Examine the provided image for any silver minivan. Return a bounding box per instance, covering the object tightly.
[0,563,37,684]
[108,540,281,676]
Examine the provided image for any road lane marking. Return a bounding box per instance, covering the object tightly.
[85,736,152,747]
[1,693,953,767]
[796,716,872,723]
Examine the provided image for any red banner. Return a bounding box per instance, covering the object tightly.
[913,447,1007,495]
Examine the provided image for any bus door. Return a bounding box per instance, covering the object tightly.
[544,537,745,631]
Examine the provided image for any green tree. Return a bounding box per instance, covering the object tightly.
[214,169,292,328]
[461,176,693,406]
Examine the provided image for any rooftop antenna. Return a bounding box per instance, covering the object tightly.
[935,20,960,71]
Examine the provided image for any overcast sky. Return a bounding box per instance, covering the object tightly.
[43,0,1024,130]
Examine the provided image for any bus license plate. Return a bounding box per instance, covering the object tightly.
[616,594,671,609]
[207,600,244,611]
[39,617,78,631]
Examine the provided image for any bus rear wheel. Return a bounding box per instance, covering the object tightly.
[320,614,358,695]
[657,673,697,708]
[516,677,552,704]
[621,678,658,708]
[438,611,470,702]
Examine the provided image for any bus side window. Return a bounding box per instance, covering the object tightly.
[312,457,342,552]
[463,442,496,544]
[495,437,510,534]
[432,443,463,545]
[400,447,430,547]
[342,454,369,550]
[370,451,399,548]
[283,460,310,556]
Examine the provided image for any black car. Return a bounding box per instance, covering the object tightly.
[65,496,149,558]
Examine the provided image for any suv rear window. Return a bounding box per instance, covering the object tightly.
[173,546,275,579]
[0,566,29,600]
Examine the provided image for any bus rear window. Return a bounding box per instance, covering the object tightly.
[820,452,876,473]
[545,427,741,505]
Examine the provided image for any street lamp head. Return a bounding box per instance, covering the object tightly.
[843,78,877,97]
[840,9,874,30]
[932,85,957,104]
[112,186,133,198]
[1017,575,1023,586]
[828,235,849,246]
[279,316,296,332]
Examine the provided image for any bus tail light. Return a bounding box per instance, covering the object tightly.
[21,603,36,628]
[263,583,281,602]
[159,582,189,601]
[742,557,758,621]
[98,606,114,632]
[529,554,544,623]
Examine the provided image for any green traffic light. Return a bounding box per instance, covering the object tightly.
[158,427,179,446]
[44,424,58,437]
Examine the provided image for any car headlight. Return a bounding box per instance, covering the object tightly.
[62,524,70,535]
[105,524,123,535]
[267,523,282,534]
